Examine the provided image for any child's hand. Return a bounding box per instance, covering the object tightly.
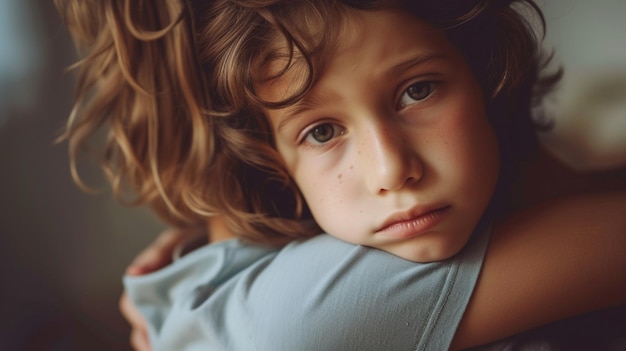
[125,227,206,275]
[119,292,152,351]
[120,226,207,351]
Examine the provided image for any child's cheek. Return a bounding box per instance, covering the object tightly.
[295,153,360,234]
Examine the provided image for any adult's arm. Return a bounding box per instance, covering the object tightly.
[451,191,626,349]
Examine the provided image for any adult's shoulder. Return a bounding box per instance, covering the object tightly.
[452,191,626,350]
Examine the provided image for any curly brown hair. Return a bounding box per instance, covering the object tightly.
[55,0,553,246]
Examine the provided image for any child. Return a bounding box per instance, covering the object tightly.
[56,0,626,350]
[55,0,548,250]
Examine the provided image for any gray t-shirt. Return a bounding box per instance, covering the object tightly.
[124,224,490,351]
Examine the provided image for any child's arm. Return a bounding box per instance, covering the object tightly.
[451,191,626,349]
[125,217,233,276]
[121,226,205,351]
[124,227,204,276]
[120,218,233,351]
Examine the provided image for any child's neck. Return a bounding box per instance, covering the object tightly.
[208,216,235,243]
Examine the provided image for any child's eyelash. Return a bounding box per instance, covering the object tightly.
[397,80,440,109]
[300,122,346,148]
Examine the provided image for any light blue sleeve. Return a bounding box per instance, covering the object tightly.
[125,225,490,351]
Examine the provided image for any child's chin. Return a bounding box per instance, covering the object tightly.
[389,243,465,263]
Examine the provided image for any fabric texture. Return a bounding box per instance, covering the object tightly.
[124,224,490,351]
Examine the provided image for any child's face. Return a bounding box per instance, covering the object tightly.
[260,8,499,262]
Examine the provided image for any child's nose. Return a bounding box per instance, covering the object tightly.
[362,124,423,194]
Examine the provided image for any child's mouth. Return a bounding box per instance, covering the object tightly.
[375,205,451,240]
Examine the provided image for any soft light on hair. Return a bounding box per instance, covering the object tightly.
[55,0,554,245]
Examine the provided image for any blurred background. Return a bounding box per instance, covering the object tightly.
[0,0,624,350]
[539,0,626,171]
[0,1,162,350]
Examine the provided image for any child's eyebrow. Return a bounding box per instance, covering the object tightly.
[274,52,449,131]
[276,92,340,131]
[383,52,450,82]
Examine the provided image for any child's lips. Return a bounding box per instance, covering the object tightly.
[375,205,451,239]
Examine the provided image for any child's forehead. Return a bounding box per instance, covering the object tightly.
[254,6,356,69]
[253,6,419,98]
[251,6,357,102]
[254,7,451,105]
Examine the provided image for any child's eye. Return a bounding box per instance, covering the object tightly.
[303,123,345,145]
[398,81,438,108]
